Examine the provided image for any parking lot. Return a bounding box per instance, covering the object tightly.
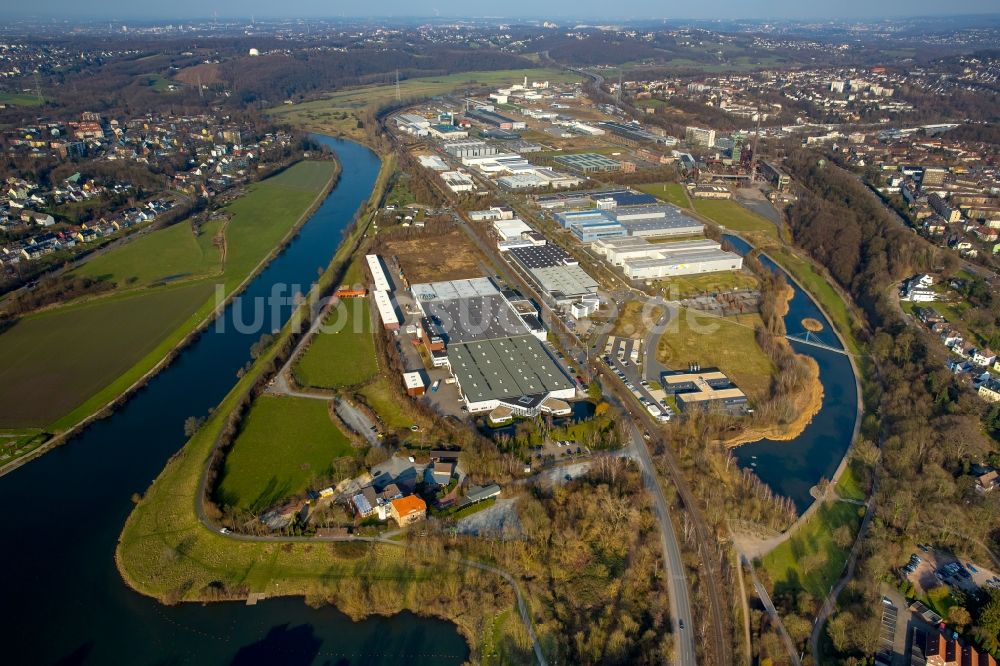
[901,545,1000,597]
[602,336,674,423]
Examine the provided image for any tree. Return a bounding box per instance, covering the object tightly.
[976,589,1000,651]
[948,606,972,630]
[183,415,205,437]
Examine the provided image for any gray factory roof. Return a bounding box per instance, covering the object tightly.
[448,335,574,404]
[423,293,530,344]
[508,244,573,269]
[624,248,740,269]
[531,265,599,299]
[620,217,704,236]
[615,204,700,222]
[411,277,499,303]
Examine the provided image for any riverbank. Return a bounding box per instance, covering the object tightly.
[722,281,825,447]
[115,139,518,662]
[723,356,824,448]
[0,158,341,477]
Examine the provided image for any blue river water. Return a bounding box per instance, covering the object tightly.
[0,136,469,665]
[723,235,860,513]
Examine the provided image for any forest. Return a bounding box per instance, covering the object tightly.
[781,151,1000,662]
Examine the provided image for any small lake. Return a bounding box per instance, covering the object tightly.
[0,136,469,665]
[724,234,860,513]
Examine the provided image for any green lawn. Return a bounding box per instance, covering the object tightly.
[762,500,862,599]
[357,375,420,431]
[836,459,868,502]
[75,219,224,288]
[0,282,214,427]
[216,395,354,511]
[653,271,759,300]
[268,68,581,141]
[657,311,775,404]
[221,161,337,291]
[145,74,175,92]
[634,182,691,209]
[0,160,336,431]
[693,199,779,240]
[293,298,378,389]
[0,92,43,106]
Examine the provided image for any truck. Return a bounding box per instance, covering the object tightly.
[646,403,662,417]
[431,380,441,393]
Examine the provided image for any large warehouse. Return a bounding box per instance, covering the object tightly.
[553,205,703,240]
[507,245,599,306]
[409,278,576,416]
[591,237,743,280]
[553,152,623,174]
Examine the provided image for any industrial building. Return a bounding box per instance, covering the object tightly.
[411,278,532,345]
[440,170,475,193]
[553,152,623,174]
[465,106,526,130]
[417,155,449,171]
[395,113,431,136]
[591,237,742,280]
[661,369,747,414]
[507,245,600,306]
[448,336,575,416]
[402,371,425,397]
[615,205,705,238]
[691,184,732,199]
[365,254,392,292]
[409,278,575,416]
[427,124,468,140]
[372,290,400,330]
[497,169,582,190]
[685,126,717,147]
[492,218,547,252]
[442,140,500,159]
[554,205,703,241]
[599,121,675,146]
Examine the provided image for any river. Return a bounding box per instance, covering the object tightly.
[0,136,469,665]
[723,235,860,513]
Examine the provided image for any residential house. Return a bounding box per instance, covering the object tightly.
[973,348,997,367]
[978,378,1000,402]
[389,495,427,527]
[977,470,998,493]
[351,486,380,518]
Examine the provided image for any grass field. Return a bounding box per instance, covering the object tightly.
[654,271,759,300]
[268,68,581,140]
[657,311,774,403]
[0,160,336,430]
[634,182,691,209]
[221,161,337,291]
[75,219,225,288]
[0,92,44,106]
[762,500,862,599]
[693,199,779,240]
[117,157,521,655]
[611,300,665,338]
[835,459,868,502]
[357,375,424,431]
[216,395,354,511]
[0,282,214,427]
[293,298,378,389]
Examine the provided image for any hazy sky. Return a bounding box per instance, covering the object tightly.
[12,0,1000,20]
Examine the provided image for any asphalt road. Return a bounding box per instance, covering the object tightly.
[626,422,698,665]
